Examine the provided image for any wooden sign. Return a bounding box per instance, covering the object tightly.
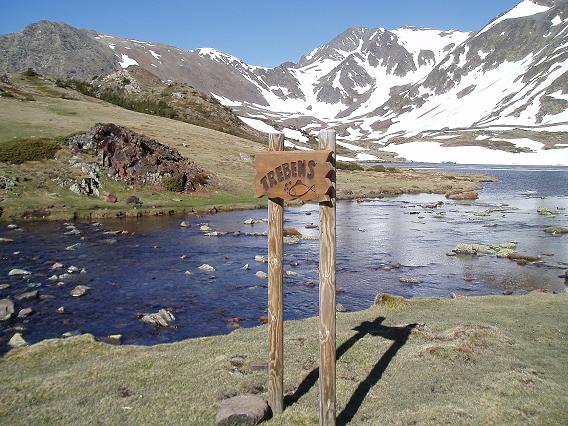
[254,150,334,202]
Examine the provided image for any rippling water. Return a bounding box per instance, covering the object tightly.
[1,164,567,353]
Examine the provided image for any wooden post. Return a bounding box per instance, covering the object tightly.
[267,132,285,416]
[318,129,336,425]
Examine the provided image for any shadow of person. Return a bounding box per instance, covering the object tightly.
[285,316,416,423]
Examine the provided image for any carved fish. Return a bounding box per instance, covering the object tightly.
[287,180,316,197]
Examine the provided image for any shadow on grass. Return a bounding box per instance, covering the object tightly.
[284,317,416,424]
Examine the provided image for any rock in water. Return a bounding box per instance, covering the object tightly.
[242,264,250,270]
[255,271,267,279]
[0,238,14,244]
[179,220,190,228]
[254,255,267,263]
[17,307,33,319]
[141,309,175,327]
[8,268,31,276]
[399,277,421,284]
[544,226,568,235]
[198,264,215,272]
[8,333,28,348]
[0,298,15,320]
[215,394,270,426]
[70,285,91,297]
[15,290,39,301]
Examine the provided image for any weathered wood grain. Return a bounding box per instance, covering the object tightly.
[318,129,336,425]
[267,133,284,416]
[254,150,334,202]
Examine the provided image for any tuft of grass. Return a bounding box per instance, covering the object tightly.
[0,138,61,164]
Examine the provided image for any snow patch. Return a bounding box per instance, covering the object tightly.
[384,141,568,166]
[118,54,138,68]
[108,43,116,50]
[149,50,161,61]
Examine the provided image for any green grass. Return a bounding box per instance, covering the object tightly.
[1,293,566,424]
[0,138,61,164]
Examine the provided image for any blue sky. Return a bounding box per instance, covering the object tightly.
[1,0,520,67]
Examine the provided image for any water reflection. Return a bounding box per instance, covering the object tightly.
[0,165,566,352]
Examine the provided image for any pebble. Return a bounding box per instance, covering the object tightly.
[399,277,421,284]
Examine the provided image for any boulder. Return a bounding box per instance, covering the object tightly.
[0,298,15,320]
[70,285,91,297]
[8,333,28,348]
[140,309,175,327]
[336,303,347,313]
[256,271,268,279]
[215,394,270,426]
[286,270,298,277]
[0,238,14,244]
[242,264,250,270]
[254,255,267,263]
[51,262,64,270]
[179,220,190,228]
[125,195,141,205]
[100,192,118,203]
[68,123,209,193]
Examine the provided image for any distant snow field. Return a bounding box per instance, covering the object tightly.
[384,141,568,166]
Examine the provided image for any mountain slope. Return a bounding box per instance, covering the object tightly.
[1,0,567,164]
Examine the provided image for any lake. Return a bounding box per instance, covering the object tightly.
[1,164,567,353]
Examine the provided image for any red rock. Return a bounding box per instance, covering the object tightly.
[259,315,268,325]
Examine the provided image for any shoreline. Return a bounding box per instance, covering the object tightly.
[2,292,567,424]
[0,167,496,223]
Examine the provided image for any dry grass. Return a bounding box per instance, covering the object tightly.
[1,293,566,424]
[1,76,494,220]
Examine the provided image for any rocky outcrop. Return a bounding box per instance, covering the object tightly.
[68,123,210,192]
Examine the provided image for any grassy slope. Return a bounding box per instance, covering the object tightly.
[1,293,566,425]
[0,75,493,221]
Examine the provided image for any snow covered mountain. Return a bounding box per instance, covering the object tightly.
[1,0,567,164]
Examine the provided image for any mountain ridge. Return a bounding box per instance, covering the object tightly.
[1,0,567,165]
